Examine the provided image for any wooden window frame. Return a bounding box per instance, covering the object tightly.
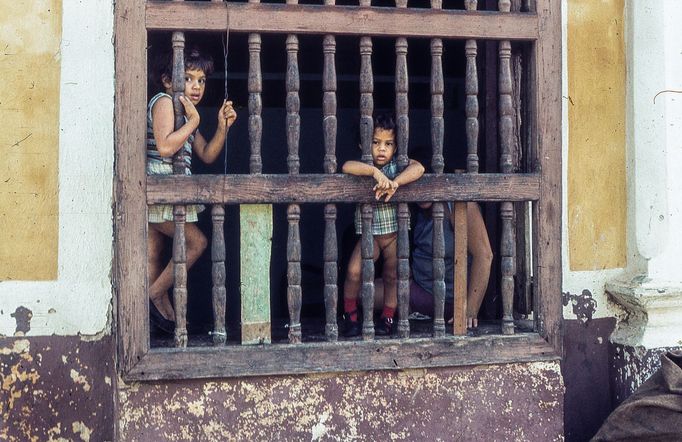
[115,0,562,381]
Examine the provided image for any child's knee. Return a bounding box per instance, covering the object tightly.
[345,258,362,283]
[188,229,208,255]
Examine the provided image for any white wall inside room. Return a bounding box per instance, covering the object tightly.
[0,0,115,336]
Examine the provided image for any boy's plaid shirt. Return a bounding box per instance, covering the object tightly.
[354,160,403,235]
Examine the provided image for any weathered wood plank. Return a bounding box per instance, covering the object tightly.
[499,1,516,336]
[114,0,148,372]
[453,202,468,335]
[465,0,480,173]
[127,333,558,381]
[146,2,539,41]
[431,202,446,337]
[147,173,541,204]
[240,204,272,345]
[535,0,562,355]
[211,205,227,345]
[322,26,339,342]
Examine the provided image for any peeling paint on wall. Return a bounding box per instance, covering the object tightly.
[562,289,598,325]
[9,307,32,335]
[0,336,114,442]
[118,362,564,441]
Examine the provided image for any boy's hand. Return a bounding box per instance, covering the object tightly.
[375,181,399,202]
[218,100,238,129]
[179,95,200,124]
[372,168,392,191]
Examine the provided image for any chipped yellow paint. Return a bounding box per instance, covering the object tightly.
[568,0,627,270]
[0,0,62,280]
[71,421,92,442]
[69,369,91,392]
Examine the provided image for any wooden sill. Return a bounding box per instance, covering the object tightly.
[124,332,559,381]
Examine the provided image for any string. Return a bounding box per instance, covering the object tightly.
[222,1,230,175]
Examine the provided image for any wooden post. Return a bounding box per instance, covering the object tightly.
[322,16,339,341]
[429,0,446,337]
[211,205,227,345]
[170,31,189,348]
[499,0,516,335]
[453,201,468,335]
[395,23,410,338]
[286,24,302,344]
[359,31,375,341]
[241,8,272,345]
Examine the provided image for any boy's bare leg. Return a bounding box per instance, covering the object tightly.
[465,202,493,328]
[343,239,382,310]
[377,233,398,311]
[148,221,208,321]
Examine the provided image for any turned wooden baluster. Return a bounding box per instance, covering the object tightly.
[170,31,189,347]
[211,205,227,345]
[248,32,262,174]
[427,4,446,336]
[359,31,375,341]
[322,19,339,341]
[394,25,410,338]
[499,0,516,335]
[286,24,302,344]
[465,0,480,173]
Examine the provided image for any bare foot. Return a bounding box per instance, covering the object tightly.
[150,292,175,321]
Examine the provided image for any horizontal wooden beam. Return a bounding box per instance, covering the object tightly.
[146,2,538,41]
[126,333,558,381]
[146,173,540,204]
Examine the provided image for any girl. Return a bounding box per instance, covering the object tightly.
[147,47,237,332]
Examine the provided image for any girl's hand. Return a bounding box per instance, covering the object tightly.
[179,95,200,124]
[218,100,238,130]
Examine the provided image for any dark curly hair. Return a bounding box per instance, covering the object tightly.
[149,46,214,92]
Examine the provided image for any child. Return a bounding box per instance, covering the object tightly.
[146,47,237,333]
[341,114,425,336]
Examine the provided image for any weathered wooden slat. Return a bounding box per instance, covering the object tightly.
[534,0,562,355]
[172,206,189,348]
[430,37,444,175]
[211,205,227,345]
[323,205,338,341]
[395,31,410,339]
[499,0,516,336]
[115,0,148,372]
[240,204,272,345]
[287,204,302,343]
[360,204,375,340]
[127,333,558,381]
[453,202,468,335]
[359,33,375,341]
[431,202,446,337]
[147,173,541,204]
[170,30,189,349]
[146,2,539,41]
[322,24,339,342]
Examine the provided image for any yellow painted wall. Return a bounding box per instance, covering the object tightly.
[0,1,61,280]
[568,0,626,270]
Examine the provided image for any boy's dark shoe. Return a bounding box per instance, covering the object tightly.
[343,313,362,337]
[375,316,394,336]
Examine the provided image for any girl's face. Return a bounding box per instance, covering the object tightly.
[163,68,206,105]
[371,128,396,167]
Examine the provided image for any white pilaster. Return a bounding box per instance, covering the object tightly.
[607,0,682,349]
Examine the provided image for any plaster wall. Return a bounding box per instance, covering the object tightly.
[0,0,61,280]
[0,0,115,337]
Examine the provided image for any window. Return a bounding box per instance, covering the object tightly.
[115,0,562,380]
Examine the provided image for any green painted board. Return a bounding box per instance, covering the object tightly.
[240,204,272,344]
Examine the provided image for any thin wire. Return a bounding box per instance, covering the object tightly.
[222,1,230,175]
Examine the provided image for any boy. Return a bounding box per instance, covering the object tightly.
[341,114,425,336]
